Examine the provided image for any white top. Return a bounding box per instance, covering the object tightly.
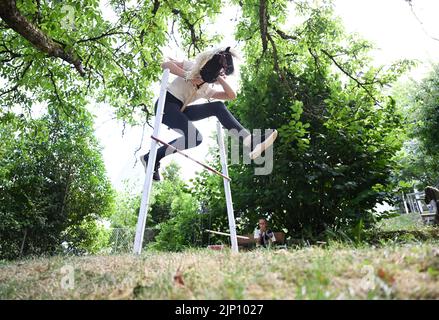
[253,229,276,242]
[167,60,216,106]
[429,199,438,213]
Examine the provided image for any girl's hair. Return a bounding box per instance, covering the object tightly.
[187,46,241,80]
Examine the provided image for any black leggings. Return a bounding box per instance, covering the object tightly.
[153,91,249,162]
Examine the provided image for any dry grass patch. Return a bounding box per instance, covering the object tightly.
[1,242,438,299]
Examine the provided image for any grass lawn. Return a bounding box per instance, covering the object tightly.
[1,234,438,299]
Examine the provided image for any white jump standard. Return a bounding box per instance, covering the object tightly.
[133,69,239,254]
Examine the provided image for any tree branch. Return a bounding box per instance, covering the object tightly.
[48,68,63,105]
[274,27,298,41]
[0,0,85,76]
[259,0,268,52]
[139,103,154,128]
[33,0,41,24]
[170,7,203,56]
[75,28,124,44]
[0,47,22,62]
[0,60,32,97]
[406,0,439,42]
[267,33,280,76]
[308,47,325,81]
[152,0,160,15]
[133,120,149,168]
[321,49,380,104]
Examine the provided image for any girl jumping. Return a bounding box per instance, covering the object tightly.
[141,46,278,181]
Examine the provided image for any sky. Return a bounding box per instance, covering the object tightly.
[93,0,439,193]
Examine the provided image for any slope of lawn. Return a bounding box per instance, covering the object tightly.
[1,215,438,300]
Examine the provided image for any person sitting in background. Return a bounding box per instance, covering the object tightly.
[424,186,439,225]
[254,218,276,248]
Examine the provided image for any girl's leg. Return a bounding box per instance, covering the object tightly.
[154,99,203,163]
[183,100,278,160]
[183,100,250,137]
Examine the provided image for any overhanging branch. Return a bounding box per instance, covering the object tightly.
[406,0,439,42]
[274,27,298,41]
[259,0,268,52]
[321,49,380,104]
[0,0,85,76]
[0,60,32,97]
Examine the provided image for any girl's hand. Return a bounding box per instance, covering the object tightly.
[215,74,227,84]
[190,76,204,87]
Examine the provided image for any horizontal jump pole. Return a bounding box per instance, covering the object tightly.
[151,135,231,181]
[205,229,250,240]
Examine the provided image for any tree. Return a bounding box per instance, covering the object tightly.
[413,65,439,166]
[150,191,201,251]
[0,0,225,256]
[142,161,206,251]
[1,0,418,250]
[0,111,114,259]
[0,0,222,125]
[147,160,191,227]
[109,180,141,229]
[392,64,439,190]
[188,140,237,237]
[193,0,413,239]
[108,161,201,250]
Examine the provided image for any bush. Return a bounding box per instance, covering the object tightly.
[150,192,202,251]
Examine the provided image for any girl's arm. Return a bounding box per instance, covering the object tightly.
[211,76,237,100]
[161,60,186,78]
[161,59,204,86]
